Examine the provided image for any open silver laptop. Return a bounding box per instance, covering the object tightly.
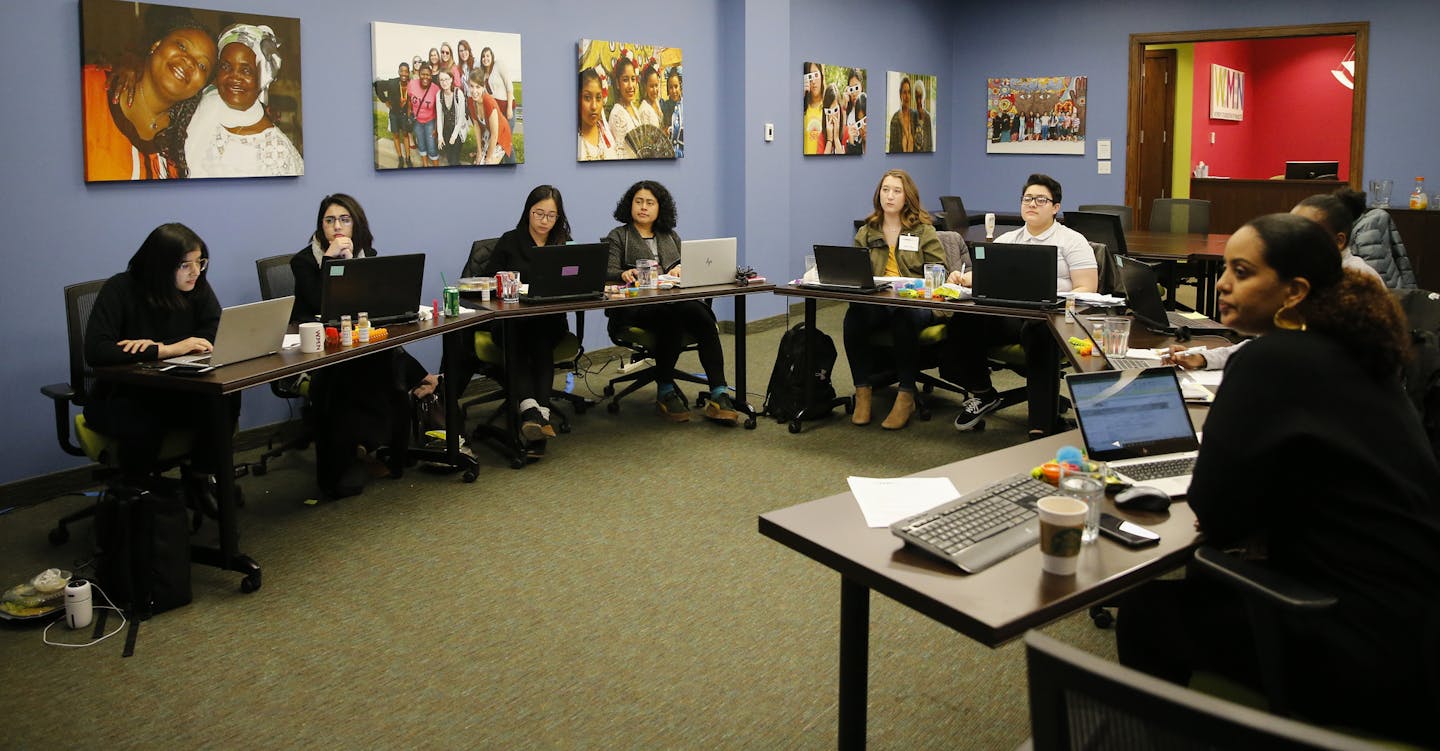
[1066,366,1200,497]
[677,237,737,287]
[165,296,294,369]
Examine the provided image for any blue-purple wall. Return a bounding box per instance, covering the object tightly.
[2,0,1436,484]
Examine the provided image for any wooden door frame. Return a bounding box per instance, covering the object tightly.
[1125,22,1369,215]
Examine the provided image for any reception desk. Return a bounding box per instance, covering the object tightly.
[1190,177,1346,233]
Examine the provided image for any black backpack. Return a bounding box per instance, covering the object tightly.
[1394,289,1440,460]
[763,323,837,423]
[95,477,193,620]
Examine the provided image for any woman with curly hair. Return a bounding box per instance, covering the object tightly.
[603,180,739,425]
[1118,213,1440,747]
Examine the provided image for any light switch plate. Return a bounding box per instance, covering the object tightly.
[764,123,774,142]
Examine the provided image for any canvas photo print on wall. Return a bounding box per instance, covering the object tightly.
[579,39,683,161]
[802,62,866,155]
[884,70,936,154]
[372,22,522,169]
[986,76,1086,155]
[79,0,303,182]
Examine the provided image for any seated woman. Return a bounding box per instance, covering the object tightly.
[1117,213,1440,745]
[290,193,436,498]
[947,173,1096,438]
[603,180,739,425]
[476,185,576,458]
[845,169,944,429]
[84,223,234,502]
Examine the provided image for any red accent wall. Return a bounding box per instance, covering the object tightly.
[1191,36,1353,180]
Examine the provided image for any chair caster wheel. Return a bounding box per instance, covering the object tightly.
[744,417,757,430]
[788,420,802,434]
[462,469,478,482]
[1089,606,1114,629]
[607,401,620,414]
[603,385,615,397]
[240,572,262,594]
[49,527,69,546]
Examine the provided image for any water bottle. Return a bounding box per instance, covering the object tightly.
[1410,177,1430,210]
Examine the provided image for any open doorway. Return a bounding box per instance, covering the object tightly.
[1124,22,1368,230]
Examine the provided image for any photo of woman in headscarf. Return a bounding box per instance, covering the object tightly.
[183,23,302,178]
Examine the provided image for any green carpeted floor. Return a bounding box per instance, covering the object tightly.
[0,302,1121,749]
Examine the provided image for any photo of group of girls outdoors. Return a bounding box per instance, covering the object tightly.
[371,22,522,169]
[79,0,303,182]
[885,71,937,154]
[801,62,867,156]
[986,76,1087,155]
[578,39,683,161]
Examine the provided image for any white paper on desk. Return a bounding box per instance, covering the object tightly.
[1185,368,1223,387]
[1177,370,1218,402]
[282,334,301,349]
[848,476,960,528]
[1061,291,1126,306]
[1125,348,1162,360]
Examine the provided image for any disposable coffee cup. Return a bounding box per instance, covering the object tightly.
[1036,495,1087,575]
[298,322,324,353]
[984,212,997,239]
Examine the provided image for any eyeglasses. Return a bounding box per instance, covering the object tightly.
[845,84,862,95]
[1020,195,1054,206]
[823,106,840,117]
[323,215,354,226]
[177,258,209,273]
[531,209,558,222]
[441,50,451,56]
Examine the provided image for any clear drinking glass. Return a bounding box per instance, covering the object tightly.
[1058,460,1107,544]
[636,259,659,289]
[1103,317,1132,356]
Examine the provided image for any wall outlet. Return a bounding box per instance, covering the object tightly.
[764,123,774,142]
[1098,161,1112,175]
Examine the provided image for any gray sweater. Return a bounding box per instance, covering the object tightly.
[603,224,681,280]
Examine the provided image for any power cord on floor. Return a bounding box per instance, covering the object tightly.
[42,581,127,649]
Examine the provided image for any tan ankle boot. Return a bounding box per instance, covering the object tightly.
[882,390,917,430]
[851,386,873,425]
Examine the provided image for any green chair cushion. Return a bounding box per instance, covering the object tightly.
[75,414,192,466]
[474,331,580,366]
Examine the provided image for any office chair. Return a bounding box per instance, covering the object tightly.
[1076,203,1134,231]
[41,280,196,544]
[249,254,310,476]
[938,195,969,231]
[460,238,591,468]
[1063,210,1129,257]
[1023,630,1385,751]
[1149,198,1211,234]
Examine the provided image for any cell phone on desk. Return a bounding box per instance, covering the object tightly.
[139,362,176,372]
[1099,513,1160,547]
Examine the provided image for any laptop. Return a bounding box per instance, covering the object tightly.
[165,296,294,369]
[969,242,1062,309]
[1116,255,1230,335]
[677,237,738,287]
[518,242,608,302]
[1066,367,1201,497]
[794,244,891,293]
[319,253,426,326]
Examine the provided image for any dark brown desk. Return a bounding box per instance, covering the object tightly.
[97,309,491,592]
[758,425,1203,750]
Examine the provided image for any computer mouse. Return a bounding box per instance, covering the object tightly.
[1174,325,1193,343]
[1115,485,1172,512]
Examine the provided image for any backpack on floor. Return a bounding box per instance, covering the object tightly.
[763,322,837,423]
[1394,289,1440,461]
[95,477,193,619]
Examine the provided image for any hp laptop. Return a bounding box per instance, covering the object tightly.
[1116,256,1229,335]
[320,253,426,326]
[969,242,1062,309]
[165,296,294,369]
[1066,367,1201,497]
[677,237,738,287]
[518,242,608,302]
[795,244,890,293]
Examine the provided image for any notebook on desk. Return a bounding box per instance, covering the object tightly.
[164,296,294,369]
[518,242,607,302]
[969,242,1062,309]
[320,253,426,326]
[677,237,737,287]
[793,244,891,293]
[1066,366,1201,497]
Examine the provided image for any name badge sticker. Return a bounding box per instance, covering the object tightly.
[329,266,345,276]
[974,247,986,260]
[898,234,920,252]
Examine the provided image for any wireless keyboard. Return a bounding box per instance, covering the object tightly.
[890,473,1056,573]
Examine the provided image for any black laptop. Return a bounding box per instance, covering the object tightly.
[1116,256,1230,334]
[795,244,890,293]
[320,253,426,326]
[969,242,1061,309]
[518,242,608,303]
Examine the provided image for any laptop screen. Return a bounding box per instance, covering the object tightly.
[1068,367,1199,461]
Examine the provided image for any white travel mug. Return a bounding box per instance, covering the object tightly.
[298,322,325,353]
[985,213,997,239]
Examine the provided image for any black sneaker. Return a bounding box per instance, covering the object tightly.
[954,390,1002,431]
[525,440,547,460]
[656,390,692,422]
[520,407,556,441]
[702,392,741,425]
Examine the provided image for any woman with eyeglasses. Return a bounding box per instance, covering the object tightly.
[802,62,824,155]
[455,40,475,99]
[433,70,469,167]
[84,223,234,505]
[913,80,933,152]
[289,193,438,498]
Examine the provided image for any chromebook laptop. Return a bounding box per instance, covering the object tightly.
[1066,366,1201,497]
[795,244,890,293]
[519,242,608,302]
[320,253,426,326]
[165,296,293,369]
[969,242,1062,309]
[677,237,738,287]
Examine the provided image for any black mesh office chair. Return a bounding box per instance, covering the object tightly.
[249,254,311,476]
[1023,630,1384,751]
[1076,203,1135,231]
[1150,198,1211,234]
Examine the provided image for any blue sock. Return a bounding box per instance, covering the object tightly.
[710,385,728,399]
[657,382,676,397]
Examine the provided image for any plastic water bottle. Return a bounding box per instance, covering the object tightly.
[1064,296,1076,323]
[1411,177,1430,210]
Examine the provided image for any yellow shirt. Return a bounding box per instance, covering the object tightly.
[883,246,900,277]
[804,102,822,155]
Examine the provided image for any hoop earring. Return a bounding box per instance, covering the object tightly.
[1273,304,1307,331]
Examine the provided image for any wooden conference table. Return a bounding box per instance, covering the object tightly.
[758,414,1206,750]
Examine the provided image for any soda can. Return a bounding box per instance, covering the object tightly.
[443,286,460,317]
